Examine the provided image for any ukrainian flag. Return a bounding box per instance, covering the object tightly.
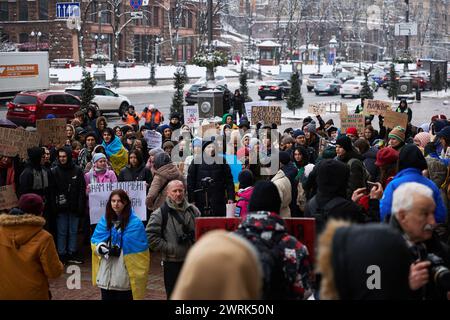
[102,136,129,175]
[91,212,150,300]
[220,153,243,195]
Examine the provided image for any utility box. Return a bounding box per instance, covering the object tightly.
[93,69,106,85]
[398,73,413,99]
[197,89,224,118]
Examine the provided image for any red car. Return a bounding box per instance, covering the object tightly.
[6,91,81,128]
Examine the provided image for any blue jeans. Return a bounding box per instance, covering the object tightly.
[56,212,79,256]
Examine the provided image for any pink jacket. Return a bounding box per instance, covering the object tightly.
[85,169,118,187]
[235,186,254,221]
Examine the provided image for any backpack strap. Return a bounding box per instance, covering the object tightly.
[160,202,170,240]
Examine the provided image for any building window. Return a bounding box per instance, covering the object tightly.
[0,2,8,21]
[188,11,192,28]
[153,6,159,27]
[39,0,48,20]
[19,0,28,21]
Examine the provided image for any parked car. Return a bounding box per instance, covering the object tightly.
[195,75,227,87]
[336,71,355,83]
[353,76,379,92]
[118,58,136,68]
[6,91,80,127]
[185,83,232,105]
[340,79,374,98]
[447,71,450,86]
[258,80,291,100]
[306,73,324,92]
[382,73,400,88]
[65,85,131,116]
[314,78,342,95]
[408,73,432,91]
[50,58,75,69]
[368,69,387,86]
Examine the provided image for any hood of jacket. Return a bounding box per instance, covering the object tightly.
[316,159,349,198]
[154,162,182,181]
[56,146,74,169]
[399,144,428,172]
[0,214,45,248]
[362,147,377,161]
[317,219,411,300]
[222,113,233,125]
[27,146,43,168]
[96,116,107,129]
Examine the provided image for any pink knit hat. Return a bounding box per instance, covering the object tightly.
[413,132,431,148]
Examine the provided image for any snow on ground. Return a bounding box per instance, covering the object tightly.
[249,64,334,76]
[50,64,239,83]
[421,90,450,99]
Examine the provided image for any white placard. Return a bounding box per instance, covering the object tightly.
[144,130,163,149]
[88,181,147,225]
[183,104,199,127]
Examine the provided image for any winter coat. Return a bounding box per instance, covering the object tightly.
[18,162,51,199]
[236,186,254,220]
[118,164,152,184]
[146,163,184,211]
[0,214,64,300]
[187,158,235,217]
[271,170,292,218]
[380,168,447,223]
[361,147,379,181]
[85,169,117,185]
[78,147,94,172]
[282,162,300,217]
[337,151,367,198]
[146,198,200,262]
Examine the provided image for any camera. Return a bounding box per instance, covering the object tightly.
[201,177,214,189]
[177,225,195,245]
[425,253,450,290]
[108,245,121,257]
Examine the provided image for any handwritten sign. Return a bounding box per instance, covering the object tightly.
[36,118,67,146]
[198,123,217,138]
[340,113,365,134]
[0,127,41,159]
[0,185,18,211]
[308,104,327,116]
[244,101,269,125]
[0,145,19,158]
[309,101,345,115]
[183,105,199,127]
[144,130,162,149]
[363,99,392,116]
[384,110,408,129]
[251,105,282,125]
[88,181,147,224]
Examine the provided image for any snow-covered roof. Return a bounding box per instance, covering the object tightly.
[212,40,232,48]
[221,34,244,43]
[257,40,281,48]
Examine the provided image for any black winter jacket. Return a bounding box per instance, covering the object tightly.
[118,164,152,184]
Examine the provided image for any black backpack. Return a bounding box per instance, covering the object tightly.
[307,196,349,235]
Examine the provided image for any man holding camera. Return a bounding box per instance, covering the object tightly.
[121,105,140,132]
[389,182,450,300]
[146,180,200,298]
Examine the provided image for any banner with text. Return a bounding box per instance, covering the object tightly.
[251,105,282,125]
[88,181,146,224]
[244,101,269,124]
[144,130,162,149]
[36,118,67,146]
[363,99,392,116]
[384,110,408,129]
[340,113,365,134]
[183,105,199,127]
[0,127,41,159]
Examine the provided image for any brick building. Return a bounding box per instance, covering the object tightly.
[0,0,202,64]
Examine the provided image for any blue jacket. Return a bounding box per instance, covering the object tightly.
[380,168,447,223]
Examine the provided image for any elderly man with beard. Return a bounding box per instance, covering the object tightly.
[389,182,450,300]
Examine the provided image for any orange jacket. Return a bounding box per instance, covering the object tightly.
[0,214,64,300]
[122,112,140,126]
[141,109,163,126]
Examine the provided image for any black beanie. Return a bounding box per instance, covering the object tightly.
[316,159,349,197]
[248,181,281,213]
[399,144,428,172]
[27,146,43,166]
[154,152,172,170]
[336,136,353,152]
[279,151,291,165]
[238,169,254,189]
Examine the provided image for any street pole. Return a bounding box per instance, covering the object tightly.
[404,0,409,73]
[206,0,215,82]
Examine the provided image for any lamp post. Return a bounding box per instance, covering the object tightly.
[30,31,41,51]
[329,36,337,75]
[359,43,364,75]
[149,36,163,86]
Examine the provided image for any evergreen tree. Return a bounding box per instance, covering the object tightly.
[239,63,249,101]
[360,71,374,100]
[388,64,398,101]
[432,67,443,92]
[171,67,186,115]
[286,71,304,115]
[80,70,95,113]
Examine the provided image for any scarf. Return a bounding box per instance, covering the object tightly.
[32,168,49,191]
[167,197,190,213]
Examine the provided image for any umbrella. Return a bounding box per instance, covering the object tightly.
[0,119,18,129]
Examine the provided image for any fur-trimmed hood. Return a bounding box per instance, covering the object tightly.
[0,214,46,248]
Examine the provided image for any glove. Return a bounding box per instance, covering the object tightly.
[98,244,110,256]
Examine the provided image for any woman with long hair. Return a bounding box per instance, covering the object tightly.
[91,189,149,300]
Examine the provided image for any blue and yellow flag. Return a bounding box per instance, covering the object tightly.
[91,212,150,300]
[102,136,128,175]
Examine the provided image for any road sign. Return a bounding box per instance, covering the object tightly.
[131,11,143,19]
[56,2,80,19]
[395,23,417,36]
[129,0,142,10]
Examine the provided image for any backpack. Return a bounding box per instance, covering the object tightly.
[348,157,371,186]
[307,196,349,235]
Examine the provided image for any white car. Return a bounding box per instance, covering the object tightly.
[65,85,131,115]
[340,79,374,98]
[195,75,227,87]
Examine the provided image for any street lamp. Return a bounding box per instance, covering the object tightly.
[329,36,337,75]
[154,35,164,66]
[149,35,163,86]
[359,43,364,75]
[30,31,41,51]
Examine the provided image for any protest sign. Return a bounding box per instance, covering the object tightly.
[340,113,365,133]
[0,127,40,159]
[36,118,67,146]
[244,101,269,124]
[183,105,199,127]
[308,101,344,115]
[198,123,216,137]
[308,104,327,116]
[144,130,162,149]
[251,105,282,125]
[340,103,348,117]
[384,109,408,129]
[0,145,19,158]
[88,181,146,224]
[0,185,18,211]
[363,99,392,116]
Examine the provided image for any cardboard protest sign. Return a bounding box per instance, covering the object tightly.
[384,109,408,129]
[251,105,282,125]
[88,181,147,225]
[36,118,67,146]
[340,113,365,134]
[363,99,392,116]
[0,145,19,158]
[308,104,327,116]
[0,185,18,211]
[144,130,162,149]
[244,101,269,124]
[340,103,349,117]
[183,105,199,127]
[0,127,40,159]
[198,123,216,137]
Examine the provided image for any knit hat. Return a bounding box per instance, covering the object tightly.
[281,135,295,145]
[375,147,399,167]
[322,146,337,159]
[170,112,181,120]
[162,140,175,149]
[92,153,106,164]
[154,152,172,169]
[388,126,406,143]
[148,147,164,157]
[18,193,44,216]
[27,146,43,166]
[293,129,305,138]
[433,120,449,134]
[437,126,450,140]
[335,136,353,152]
[413,132,431,148]
[248,181,282,213]
[399,144,428,172]
[431,114,447,122]
[279,151,291,165]
[238,169,254,189]
[304,122,317,134]
[302,116,313,126]
[326,126,338,134]
[192,138,202,148]
[346,127,358,136]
